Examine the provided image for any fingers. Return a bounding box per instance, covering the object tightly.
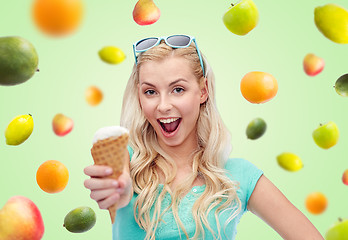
[84,165,113,177]
[89,188,120,209]
[97,193,120,209]
[117,174,128,189]
[83,164,131,210]
[84,178,124,209]
[90,188,118,202]
[84,178,118,190]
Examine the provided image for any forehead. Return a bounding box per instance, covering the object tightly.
[138,56,196,82]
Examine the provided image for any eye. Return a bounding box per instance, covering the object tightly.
[173,87,184,94]
[144,89,156,95]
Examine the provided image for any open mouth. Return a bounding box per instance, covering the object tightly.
[158,118,181,134]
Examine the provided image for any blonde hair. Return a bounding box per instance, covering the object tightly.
[120,41,241,239]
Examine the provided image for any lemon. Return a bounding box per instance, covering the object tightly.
[63,206,96,233]
[277,152,303,172]
[98,46,126,64]
[314,4,348,44]
[246,117,267,140]
[5,114,34,145]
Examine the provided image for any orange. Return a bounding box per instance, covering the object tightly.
[240,71,278,104]
[305,192,328,214]
[85,86,103,106]
[36,160,69,193]
[32,0,84,36]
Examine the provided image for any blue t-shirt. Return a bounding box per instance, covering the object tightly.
[113,148,263,240]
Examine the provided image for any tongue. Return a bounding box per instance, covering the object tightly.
[163,120,180,132]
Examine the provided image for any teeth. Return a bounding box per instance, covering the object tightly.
[159,118,179,124]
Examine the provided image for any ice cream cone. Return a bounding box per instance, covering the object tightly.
[91,132,129,223]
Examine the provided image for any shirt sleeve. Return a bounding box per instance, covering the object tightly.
[127,145,134,161]
[225,158,263,212]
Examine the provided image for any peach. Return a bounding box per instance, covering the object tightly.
[303,53,325,76]
[342,169,348,185]
[52,113,73,137]
[133,0,160,26]
[0,196,44,240]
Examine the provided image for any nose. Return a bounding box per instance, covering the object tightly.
[157,95,172,113]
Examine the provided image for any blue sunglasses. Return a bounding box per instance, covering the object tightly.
[133,35,205,77]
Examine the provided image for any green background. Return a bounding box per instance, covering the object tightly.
[1,0,347,239]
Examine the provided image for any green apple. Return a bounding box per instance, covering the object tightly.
[325,218,348,240]
[312,121,339,149]
[222,0,259,36]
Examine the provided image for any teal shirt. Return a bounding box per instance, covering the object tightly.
[113,148,263,239]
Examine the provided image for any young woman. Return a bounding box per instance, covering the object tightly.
[84,35,324,240]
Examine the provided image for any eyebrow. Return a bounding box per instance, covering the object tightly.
[141,79,188,88]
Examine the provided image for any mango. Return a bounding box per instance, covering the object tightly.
[0,36,39,86]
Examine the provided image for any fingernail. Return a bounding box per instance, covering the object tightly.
[116,188,124,194]
[112,181,118,186]
[105,168,112,174]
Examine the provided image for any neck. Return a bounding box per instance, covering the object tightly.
[159,140,199,169]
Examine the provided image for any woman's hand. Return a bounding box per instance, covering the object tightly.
[84,165,133,210]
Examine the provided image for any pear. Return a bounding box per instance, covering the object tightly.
[0,36,39,86]
[314,4,348,44]
[133,0,160,26]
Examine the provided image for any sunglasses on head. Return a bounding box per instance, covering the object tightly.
[132,35,205,77]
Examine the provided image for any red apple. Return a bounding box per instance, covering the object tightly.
[52,113,73,136]
[303,53,325,76]
[342,169,348,185]
[0,196,44,240]
[133,0,160,26]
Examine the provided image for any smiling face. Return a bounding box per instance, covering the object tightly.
[138,56,208,152]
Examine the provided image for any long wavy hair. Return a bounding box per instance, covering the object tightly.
[120,41,241,239]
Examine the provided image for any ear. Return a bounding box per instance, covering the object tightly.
[199,77,208,104]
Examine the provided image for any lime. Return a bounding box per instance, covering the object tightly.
[277,152,303,172]
[63,206,96,233]
[335,74,348,97]
[246,117,267,140]
[98,46,125,64]
[5,114,34,145]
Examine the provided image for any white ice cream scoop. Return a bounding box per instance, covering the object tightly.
[92,126,129,144]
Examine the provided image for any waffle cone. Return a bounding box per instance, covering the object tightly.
[90,133,129,224]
